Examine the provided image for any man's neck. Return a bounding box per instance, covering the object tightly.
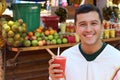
[81,40,103,55]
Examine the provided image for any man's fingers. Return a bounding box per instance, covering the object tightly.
[48,58,54,65]
[48,64,60,72]
[49,69,63,78]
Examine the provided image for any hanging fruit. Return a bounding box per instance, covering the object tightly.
[0,0,7,16]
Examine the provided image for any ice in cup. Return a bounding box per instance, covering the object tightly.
[53,56,66,78]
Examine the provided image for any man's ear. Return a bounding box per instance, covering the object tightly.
[75,26,79,34]
[75,25,77,32]
[100,22,104,31]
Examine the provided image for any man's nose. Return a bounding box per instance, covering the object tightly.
[85,25,93,31]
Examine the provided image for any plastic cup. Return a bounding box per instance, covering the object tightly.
[60,23,66,33]
[53,56,66,78]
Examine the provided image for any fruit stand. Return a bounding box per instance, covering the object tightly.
[1,8,120,79]
[0,0,120,79]
[4,37,120,67]
[0,36,118,80]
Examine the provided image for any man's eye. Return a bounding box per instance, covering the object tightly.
[79,24,86,27]
[91,23,97,25]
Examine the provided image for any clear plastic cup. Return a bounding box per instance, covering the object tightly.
[53,56,66,78]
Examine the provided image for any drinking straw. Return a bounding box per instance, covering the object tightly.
[57,47,60,56]
[46,48,56,57]
[80,0,85,5]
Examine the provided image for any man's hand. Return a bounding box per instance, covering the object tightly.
[48,58,64,80]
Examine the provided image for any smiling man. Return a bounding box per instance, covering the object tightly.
[48,4,120,80]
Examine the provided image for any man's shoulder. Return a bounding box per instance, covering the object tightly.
[106,44,120,57]
[64,43,79,51]
[106,44,120,52]
[61,43,80,55]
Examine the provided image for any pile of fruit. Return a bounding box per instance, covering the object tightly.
[0,15,13,49]
[1,19,80,48]
[2,19,27,47]
[23,27,69,47]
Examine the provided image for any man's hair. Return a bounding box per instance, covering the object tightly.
[74,4,103,24]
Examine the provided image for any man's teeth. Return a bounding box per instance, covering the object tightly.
[85,34,93,37]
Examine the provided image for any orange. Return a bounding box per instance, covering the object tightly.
[39,26,44,30]
[36,28,42,33]
[49,29,55,35]
[28,32,33,37]
[44,30,50,36]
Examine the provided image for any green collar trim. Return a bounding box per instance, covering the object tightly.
[79,42,107,61]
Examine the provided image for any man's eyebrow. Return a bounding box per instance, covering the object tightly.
[78,21,86,24]
[78,20,99,24]
[92,20,99,22]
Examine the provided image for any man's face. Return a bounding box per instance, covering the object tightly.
[75,11,103,45]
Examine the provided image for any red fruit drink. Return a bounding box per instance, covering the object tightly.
[53,56,66,78]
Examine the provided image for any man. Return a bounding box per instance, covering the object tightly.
[48,4,120,80]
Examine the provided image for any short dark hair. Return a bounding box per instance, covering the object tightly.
[74,4,103,24]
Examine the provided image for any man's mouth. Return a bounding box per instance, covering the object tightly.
[84,34,94,38]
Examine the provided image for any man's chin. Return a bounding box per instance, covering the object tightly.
[84,41,96,46]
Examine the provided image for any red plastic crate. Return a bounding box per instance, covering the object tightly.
[41,16,59,31]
